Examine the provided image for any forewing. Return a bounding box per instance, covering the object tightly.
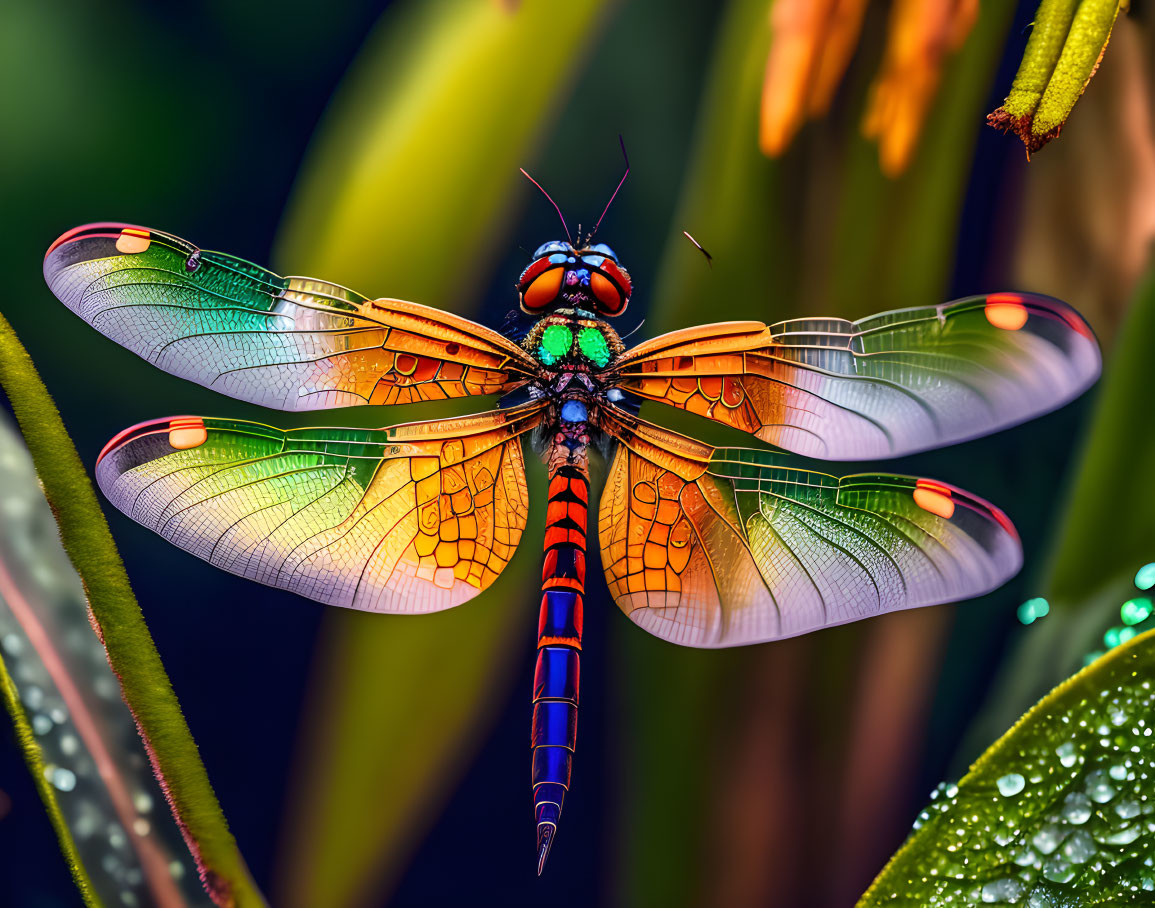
[611,293,1099,459]
[45,223,537,410]
[95,404,542,613]
[598,412,1021,647]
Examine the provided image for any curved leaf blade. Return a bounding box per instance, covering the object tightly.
[0,409,212,907]
[0,314,262,906]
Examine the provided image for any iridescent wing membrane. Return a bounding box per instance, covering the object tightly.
[45,224,538,410]
[611,293,1100,459]
[598,411,1020,647]
[95,405,542,613]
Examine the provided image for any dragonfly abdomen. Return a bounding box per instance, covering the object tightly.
[531,452,588,875]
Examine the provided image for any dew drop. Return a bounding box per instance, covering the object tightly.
[22,685,44,710]
[1033,824,1066,855]
[1056,741,1079,768]
[981,878,1023,903]
[1116,800,1141,819]
[1,633,24,655]
[1061,829,1097,864]
[1012,846,1037,867]
[997,773,1026,797]
[1061,792,1092,824]
[1086,769,1118,803]
[1105,824,1142,845]
[1042,855,1075,883]
[49,767,76,792]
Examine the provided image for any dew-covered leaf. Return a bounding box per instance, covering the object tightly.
[860,628,1155,906]
[0,409,212,907]
[0,314,261,907]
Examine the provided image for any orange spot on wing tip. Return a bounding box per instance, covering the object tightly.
[913,479,955,520]
[115,227,151,254]
[167,417,208,450]
[984,293,1029,331]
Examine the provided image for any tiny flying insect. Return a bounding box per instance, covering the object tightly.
[43,151,1100,874]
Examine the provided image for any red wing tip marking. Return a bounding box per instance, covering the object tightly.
[45,222,148,259]
[913,477,1020,542]
[96,415,203,466]
[984,291,1098,342]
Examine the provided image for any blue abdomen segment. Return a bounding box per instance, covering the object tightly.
[532,458,588,874]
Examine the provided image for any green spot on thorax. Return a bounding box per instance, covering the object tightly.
[577,326,611,367]
[539,324,573,364]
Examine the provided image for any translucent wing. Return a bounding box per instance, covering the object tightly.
[611,293,1099,460]
[598,410,1021,647]
[45,223,539,410]
[95,404,543,613]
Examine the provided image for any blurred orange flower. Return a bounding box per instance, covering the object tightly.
[759,0,870,156]
[761,0,979,176]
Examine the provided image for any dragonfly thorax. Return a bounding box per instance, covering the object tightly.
[522,309,624,371]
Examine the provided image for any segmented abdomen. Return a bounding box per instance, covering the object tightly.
[531,453,588,873]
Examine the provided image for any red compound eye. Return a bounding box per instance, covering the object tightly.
[590,272,624,314]
[522,267,564,311]
[518,256,554,289]
[599,259,632,298]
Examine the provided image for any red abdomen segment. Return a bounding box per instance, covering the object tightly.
[532,456,589,874]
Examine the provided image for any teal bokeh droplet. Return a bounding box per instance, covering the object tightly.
[1121,597,1153,626]
[1017,597,1050,625]
[1136,563,1155,591]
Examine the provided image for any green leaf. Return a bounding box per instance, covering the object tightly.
[0,313,262,907]
[860,627,1155,906]
[270,2,612,904]
[988,0,1125,154]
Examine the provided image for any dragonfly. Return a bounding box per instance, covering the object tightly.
[43,184,1099,875]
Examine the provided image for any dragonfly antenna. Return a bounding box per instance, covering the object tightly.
[682,230,713,267]
[620,317,646,341]
[519,167,572,246]
[589,135,630,242]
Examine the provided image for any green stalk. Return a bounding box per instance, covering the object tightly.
[0,313,262,908]
[0,653,98,905]
[989,0,1124,153]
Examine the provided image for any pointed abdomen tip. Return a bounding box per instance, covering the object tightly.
[536,824,555,876]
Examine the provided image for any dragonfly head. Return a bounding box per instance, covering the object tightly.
[517,240,632,318]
